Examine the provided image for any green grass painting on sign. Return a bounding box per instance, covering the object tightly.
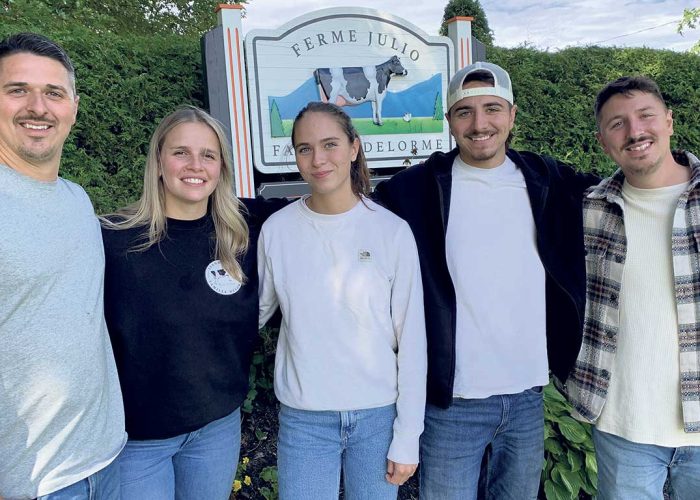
[270,117,444,138]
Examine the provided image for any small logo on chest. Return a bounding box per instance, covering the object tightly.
[358,249,372,262]
[205,260,242,295]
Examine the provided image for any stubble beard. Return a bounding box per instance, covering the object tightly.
[17,139,59,165]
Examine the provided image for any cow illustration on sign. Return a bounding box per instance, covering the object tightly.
[314,56,407,126]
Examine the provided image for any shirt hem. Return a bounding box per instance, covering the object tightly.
[32,432,127,498]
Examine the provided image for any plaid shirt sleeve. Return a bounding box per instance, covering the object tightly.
[565,152,700,432]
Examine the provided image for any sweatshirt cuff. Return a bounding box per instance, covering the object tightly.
[387,431,420,465]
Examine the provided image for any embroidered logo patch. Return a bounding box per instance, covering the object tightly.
[359,249,372,262]
[205,260,242,295]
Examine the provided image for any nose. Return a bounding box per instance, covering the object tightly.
[190,156,205,170]
[312,148,326,167]
[472,109,488,131]
[627,116,645,140]
[26,91,48,116]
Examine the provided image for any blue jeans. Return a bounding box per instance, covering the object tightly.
[277,403,398,500]
[118,408,241,500]
[419,387,544,500]
[37,458,120,500]
[593,428,700,500]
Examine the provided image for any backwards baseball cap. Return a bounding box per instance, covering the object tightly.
[446,61,513,111]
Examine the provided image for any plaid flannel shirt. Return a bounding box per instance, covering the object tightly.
[566,151,700,433]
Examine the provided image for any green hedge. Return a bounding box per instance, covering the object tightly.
[2,22,699,499]
[1,21,698,210]
[490,45,700,177]
[0,21,204,212]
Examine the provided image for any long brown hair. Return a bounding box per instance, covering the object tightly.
[291,102,371,198]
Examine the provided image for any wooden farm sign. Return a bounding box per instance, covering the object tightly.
[203,6,475,196]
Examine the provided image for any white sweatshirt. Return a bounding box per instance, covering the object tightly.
[258,197,427,464]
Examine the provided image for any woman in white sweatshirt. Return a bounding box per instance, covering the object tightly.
[258,102,427,499]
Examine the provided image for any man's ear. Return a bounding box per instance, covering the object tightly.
[70,94,80,125]
[595,131,609,155]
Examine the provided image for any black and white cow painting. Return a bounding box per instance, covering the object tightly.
[314,56,407,126]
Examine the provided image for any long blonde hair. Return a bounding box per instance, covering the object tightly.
[102,105,249,282]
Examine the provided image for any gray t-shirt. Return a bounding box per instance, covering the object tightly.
[0,164,126,499]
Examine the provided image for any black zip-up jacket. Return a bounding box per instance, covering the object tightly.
[374,148,598,409]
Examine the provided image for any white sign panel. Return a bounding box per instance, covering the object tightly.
[245,7,454,174]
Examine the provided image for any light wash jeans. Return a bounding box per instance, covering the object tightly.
[419,387,544,500]
[118,407,240,500]
[37,458,120,500]
[593,427,700,500]
[277,403,399,500]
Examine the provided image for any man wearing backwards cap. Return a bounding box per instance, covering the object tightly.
[375,62,597,498]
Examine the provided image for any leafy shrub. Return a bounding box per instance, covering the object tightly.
[489,45,700,177]
[543,383,596,499]
[2,14,699,499]
[0,18,204,213]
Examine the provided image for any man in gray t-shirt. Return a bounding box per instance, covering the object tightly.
[0,33,126,500]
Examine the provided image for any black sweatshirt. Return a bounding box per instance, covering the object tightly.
[102,199,280,439]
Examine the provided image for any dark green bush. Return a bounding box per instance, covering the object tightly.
[2,15,699,498]
[1,16,698,211]
[0,18,204,212]
[490,45,700,177]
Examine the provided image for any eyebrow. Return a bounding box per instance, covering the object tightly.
[604,106,657,125]
[46,83,70,94]
[3,81,71,94]
[166,146,220,154]
[295,136,341,146]
[453,101,504,113]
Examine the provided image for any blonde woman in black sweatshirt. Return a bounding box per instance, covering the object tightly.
[101,106,279,500]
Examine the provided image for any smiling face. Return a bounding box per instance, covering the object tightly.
[596,90,674,182]
[159,121,222,220]
[293,111,359,202]
[446,80,516,168]
[0,52,79,180]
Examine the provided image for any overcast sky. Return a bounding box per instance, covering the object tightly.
[241,0,699,52]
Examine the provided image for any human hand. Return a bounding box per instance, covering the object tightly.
[385,459,417,485]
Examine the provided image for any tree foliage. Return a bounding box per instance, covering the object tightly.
[2,0,245,36]
[440,0,494,45]
[677,7,700,54]
[0,7,699,496]
[488,45,700,177]
[0,16,205,213]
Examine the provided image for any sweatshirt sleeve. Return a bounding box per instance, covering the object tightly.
[386,221,427,465]
[257,226,279,328]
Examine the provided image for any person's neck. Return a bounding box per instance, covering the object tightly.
[0,146,59,182]
[165,204,207,221]
[306,191,359,215]
[625,156,690,189]
[458,150,506,170]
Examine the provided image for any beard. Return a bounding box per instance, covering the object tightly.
[17,139,59,164]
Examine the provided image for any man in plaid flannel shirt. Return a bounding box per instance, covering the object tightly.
[565,75,700,498]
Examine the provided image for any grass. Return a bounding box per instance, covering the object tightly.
[272,117,443,138]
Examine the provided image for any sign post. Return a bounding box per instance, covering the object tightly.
[203,6,479,197]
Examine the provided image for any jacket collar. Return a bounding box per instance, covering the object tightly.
[507,149,548,223]
[429,148,460,179]
[428,147,551,223]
